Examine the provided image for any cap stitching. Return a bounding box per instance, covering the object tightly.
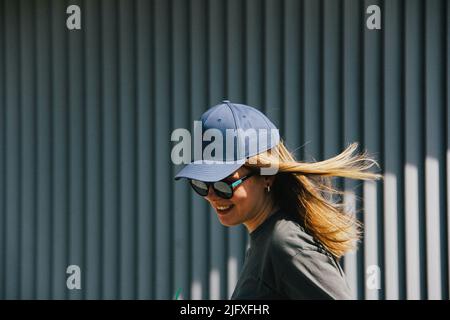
[224,101,240,128]
[202,104,226,124]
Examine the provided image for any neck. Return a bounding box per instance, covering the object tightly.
[244,199,279,233]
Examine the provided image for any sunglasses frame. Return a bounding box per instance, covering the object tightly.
[189,171,256,199]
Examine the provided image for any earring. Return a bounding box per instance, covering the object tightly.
[266,185,271,193]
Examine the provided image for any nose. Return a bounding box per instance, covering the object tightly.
[205,184,220,200]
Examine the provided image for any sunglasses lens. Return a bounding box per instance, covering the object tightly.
[213,181,233,199]
[190,179,209,196]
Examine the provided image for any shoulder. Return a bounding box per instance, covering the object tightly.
[267,212,352,299]
[269,211,322,258]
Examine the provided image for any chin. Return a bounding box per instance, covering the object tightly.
[217,216,240,227]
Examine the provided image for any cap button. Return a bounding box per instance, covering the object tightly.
[222,100,230,104]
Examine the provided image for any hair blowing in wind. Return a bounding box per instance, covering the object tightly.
[245,142,383,258]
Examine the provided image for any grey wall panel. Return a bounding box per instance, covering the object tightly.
[424,0,446,300]
[342,0,363,299]
[19,0,36,300]
[100,0,119,300]
[0,0,4,301]
[4,0,20,299]
[36,0,52,299]
[383,0,403,300]
[447,0,450,298]
[404,0,426,299]
[303,0,322,161]
[172,0,190,301]
[154,0,172,299]
[0,0,448,300]
[84,0,101,300]
[363,0,383,300]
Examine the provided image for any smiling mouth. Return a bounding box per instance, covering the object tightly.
[215,204,234,214]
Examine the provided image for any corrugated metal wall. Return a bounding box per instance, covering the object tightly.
[0,0,448,300]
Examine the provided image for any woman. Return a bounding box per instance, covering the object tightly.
[175,100,381,300]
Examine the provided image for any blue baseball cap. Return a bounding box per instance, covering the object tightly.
[174,100,280,182]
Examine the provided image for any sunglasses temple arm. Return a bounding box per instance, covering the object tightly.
[231,179,242,188]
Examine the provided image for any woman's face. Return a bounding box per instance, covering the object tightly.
[204,167,274,229]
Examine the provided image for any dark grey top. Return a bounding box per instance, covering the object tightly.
[231,210,352,300]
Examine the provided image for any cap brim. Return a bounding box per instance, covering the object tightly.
[174,160,245,182]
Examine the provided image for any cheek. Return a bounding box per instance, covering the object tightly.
[231,182,265,213]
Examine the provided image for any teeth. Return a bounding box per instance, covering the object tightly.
[217,205,232,210]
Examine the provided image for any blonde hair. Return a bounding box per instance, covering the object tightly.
[245,141,382,258]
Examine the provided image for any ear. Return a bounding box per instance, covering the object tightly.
[263,175,276,187]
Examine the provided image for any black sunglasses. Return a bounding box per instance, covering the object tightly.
[189,172,256,199]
